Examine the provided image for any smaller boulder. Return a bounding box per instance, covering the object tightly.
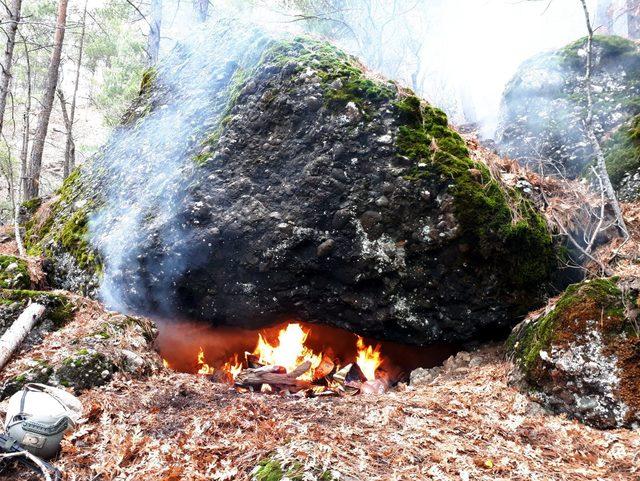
[507,278,640,429]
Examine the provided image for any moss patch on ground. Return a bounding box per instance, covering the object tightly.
[253,456,334,481]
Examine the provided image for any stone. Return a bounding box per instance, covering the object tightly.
[26,26,561,346]
[497,36,640,180]
[316,239,335,257]
[507,278,640,429]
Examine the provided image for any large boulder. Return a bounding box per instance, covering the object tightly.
[497,36,640,182]
[26,23,561,345]
[507,278,640,429]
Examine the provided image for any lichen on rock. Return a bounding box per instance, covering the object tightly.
[507,277,640,429]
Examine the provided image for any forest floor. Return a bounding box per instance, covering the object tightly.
[2,341,639,481]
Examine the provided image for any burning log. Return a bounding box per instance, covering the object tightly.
[312,354,335,382]
[234,361,312,392]
[244,352,263,368]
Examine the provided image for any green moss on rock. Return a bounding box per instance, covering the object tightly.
[24,168,102,275]
[0,255,31,289]
[0,289,75,327]
[508,278,622,374]
[604,113,640,188]
[395,94,556,305]
[0,361,53,400]
[57,349,116,392]
[506,277,640,428]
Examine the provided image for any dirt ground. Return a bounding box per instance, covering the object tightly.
[2,345,638,481]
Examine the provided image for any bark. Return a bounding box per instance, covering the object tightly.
[19,32,30,203]
[0,303,45,372]
[57,89,75,179]
[0,0,22,136]
[148,0,162,65]
[193,0,209,22]
[24,0,68,200]
[579,0,629,240]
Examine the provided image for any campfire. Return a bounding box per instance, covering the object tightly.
[158,320,459,396]
[165,323,387,396]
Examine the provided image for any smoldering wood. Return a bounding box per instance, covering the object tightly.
[0,303,45,371]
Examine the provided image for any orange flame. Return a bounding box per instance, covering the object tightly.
[253,323,322,381]
[193,324,383,384]
[197,347,214,374]
[356,336,382,381]
[162,358,171,369]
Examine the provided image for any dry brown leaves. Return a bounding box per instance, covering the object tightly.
[1,346,638,481]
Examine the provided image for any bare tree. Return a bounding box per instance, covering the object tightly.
[24,0,68,200]
[59,0,88,179]
[0,0,22,136]
[193,0,209,22]
[579,0,629,239]
[148,0,162,64]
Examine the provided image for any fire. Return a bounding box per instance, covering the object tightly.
[356,336,382,381]
[254,323,322,381]
[197,347,215,375]
[192,323,383,386]
[162,358,171,369]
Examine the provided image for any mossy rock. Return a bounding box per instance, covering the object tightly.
[507,278,640,429]
[0,350,117,400]
[499,35,640,178]
[0,289,75,328]
[604,113,640,200]
[0,361,54,400]
[57,349,116,392]
[27,27,562,345]
[0,255,31,289]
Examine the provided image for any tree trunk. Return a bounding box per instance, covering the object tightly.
[193,0,209,22]
[148,0,162,65]
[628,0,640,39]
[579,0,629,240]
[0,0,22,136]
[0,303,45,372]
[61,0,87,179]
[19,32,31,203]
[57,88,74,178]
[24,0,68,200]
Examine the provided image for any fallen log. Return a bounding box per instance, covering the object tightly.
[234,361,312,392]
[0,303,46,372]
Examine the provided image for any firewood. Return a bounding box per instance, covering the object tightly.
[234,361,312,392]
[333,363,366,385]
[244,352,263,368]
[0,303,46,372]
[312,355,335,382]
